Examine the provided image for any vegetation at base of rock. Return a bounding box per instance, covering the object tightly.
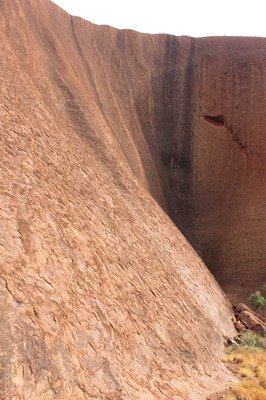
[249,291,266,310]
[222,331,266,400]
[228,331,265,352]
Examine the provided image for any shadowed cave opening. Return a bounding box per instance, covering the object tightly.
[203,114,225,126]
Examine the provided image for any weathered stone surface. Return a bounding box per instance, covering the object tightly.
[234,321,247,332]
[2,0,266,398]
[15,2,265,305]
[234,303,253,315]
[237,311,266,333]
[234,303,266,322]
[42,15,266,303]
[21,1,265,303]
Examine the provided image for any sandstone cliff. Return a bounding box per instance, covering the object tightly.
[17,0,266,302]
[1,0,265,398]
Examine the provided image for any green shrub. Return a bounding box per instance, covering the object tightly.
[238,331,264,349]
[248,291,266,310]
[227,331,264,352]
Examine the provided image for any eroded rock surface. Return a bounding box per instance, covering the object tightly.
[234,303,266,333]
[12,2,266,301]
[1,0,265,398]
[15,1,266,302]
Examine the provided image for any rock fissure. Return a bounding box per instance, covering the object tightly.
[202,114,247,151]
[203,114,225,126]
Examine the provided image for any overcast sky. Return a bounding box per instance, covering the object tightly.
[51,0,266,37]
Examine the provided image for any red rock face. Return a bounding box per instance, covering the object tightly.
[1,0,265,398]
[69,31,266,303]
[189,38,266,302]
[35,11,265,302]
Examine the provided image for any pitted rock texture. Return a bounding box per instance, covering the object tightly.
[63,30,266,303]
[19,1,266,302]
[1,0,265,398]
[17,1,266,302]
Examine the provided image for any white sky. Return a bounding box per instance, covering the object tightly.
[51,0,266,37]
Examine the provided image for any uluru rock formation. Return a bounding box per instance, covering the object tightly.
[0,0,265,398]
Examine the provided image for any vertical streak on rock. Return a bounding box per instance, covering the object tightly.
[70,17,104,113]
[176,38,196,240]
[160,37,197,244]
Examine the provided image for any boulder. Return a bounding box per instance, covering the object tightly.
[237,311,266,333]
[234,303,253,315]
[234,321,247,332]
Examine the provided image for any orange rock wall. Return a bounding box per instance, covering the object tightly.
[1,0,265,398]
[63,20,266,301]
